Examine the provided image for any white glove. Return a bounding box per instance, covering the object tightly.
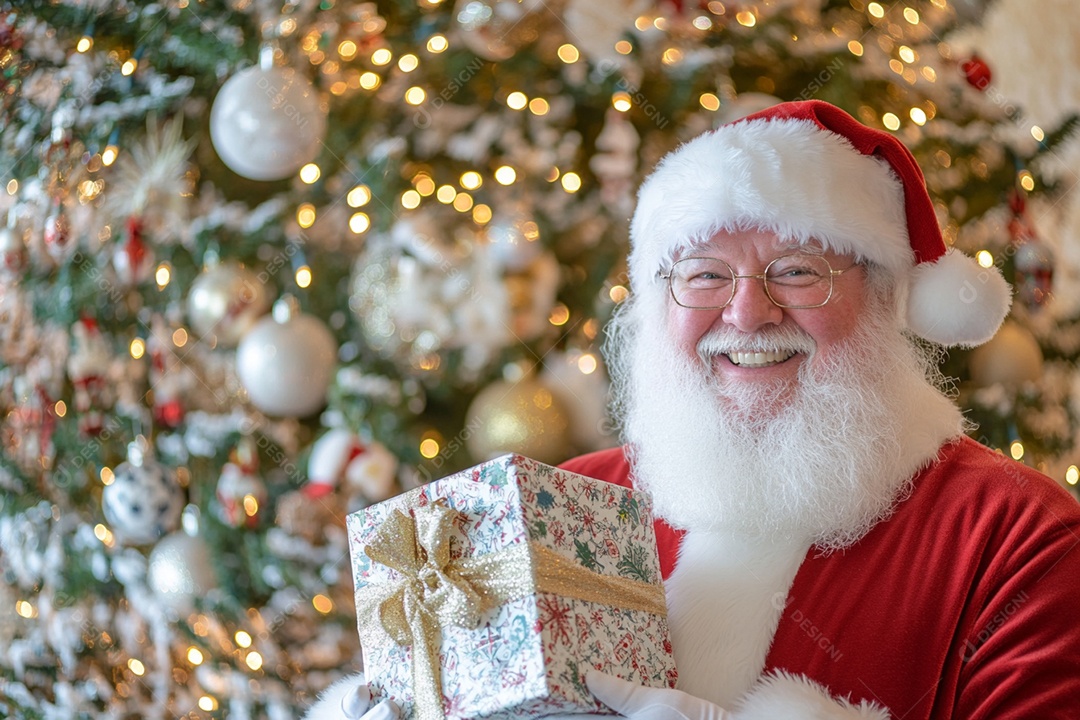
[302,674,400,720]
[586,671,731,720]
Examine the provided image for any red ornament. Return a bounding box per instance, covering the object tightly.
[961,55,992,91]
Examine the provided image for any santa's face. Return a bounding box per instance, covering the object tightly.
[665,228,866,397]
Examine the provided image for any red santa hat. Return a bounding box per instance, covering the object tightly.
[629,99,1011,347]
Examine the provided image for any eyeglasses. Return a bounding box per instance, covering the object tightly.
[658,253,857,310]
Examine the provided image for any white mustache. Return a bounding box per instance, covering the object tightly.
[696,326,816,361]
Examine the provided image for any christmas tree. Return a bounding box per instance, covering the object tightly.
[2,0,1078,716]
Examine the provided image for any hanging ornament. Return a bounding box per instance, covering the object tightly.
[147,531,217,615]
[236,296,337,417]
[111,217,155,286]
[1008,191,1055,310]
[464,373,571,465]
[960,54,992,91]
[453,0,546,61]
[275,488,346,546]
[147,315,192,429]
[2,376,57,473]
[969,320,1044,388]
[209,50,328,181]
[186,262,271,346]
[66,317,112,436]
[42,200,73,263]
[101,436,185,546]
[306,428,399,503]
[214,437,267,528]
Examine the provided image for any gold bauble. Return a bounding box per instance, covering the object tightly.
[465,377,571,465]
[969,320,1044,387]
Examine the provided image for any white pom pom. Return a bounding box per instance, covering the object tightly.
[906,248,1012,348]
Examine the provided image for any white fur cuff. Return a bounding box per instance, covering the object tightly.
[732,671,890,720]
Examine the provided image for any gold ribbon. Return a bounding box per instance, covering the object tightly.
[355,501,666,720]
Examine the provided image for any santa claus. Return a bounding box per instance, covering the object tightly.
[305,101,1080,719]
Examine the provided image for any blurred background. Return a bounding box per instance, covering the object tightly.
[2,0,1079,716]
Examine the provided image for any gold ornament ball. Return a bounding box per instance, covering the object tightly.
[186,263,271,346]
[465,377,571,466]
[969,320,1044,387]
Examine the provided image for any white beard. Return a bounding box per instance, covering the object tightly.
[607,291,965,550]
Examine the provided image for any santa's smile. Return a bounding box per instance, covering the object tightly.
[725,350,798,368]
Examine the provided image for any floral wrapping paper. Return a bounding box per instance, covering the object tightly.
[347,453,677,719]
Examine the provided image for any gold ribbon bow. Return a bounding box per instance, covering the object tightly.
[355,500,666,720]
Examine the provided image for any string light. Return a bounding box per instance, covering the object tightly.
[699,93,720,111]
[338,40,357,60]
[299,163,321,184]
[102,145,119,166]
[867,2,885,18]
[16,600,36,619]
[245,651,263,671]
[397,54,419,72]
[548,304,570,326]
[297,203,316,228]
[295,265,312,288]
[528,98,549,115]
[903,7,920,24]
[612,92,632,112]
[426,35,448,53]
[506,92,528,110]
[1010,441,1024,461]
[349,212,370,233]
[235,631,252,648]
[198,697,218,712]
[155,263,171,288]
[1019,170,1035,192]
[578,354,598,374]
[848,41,864,56]
[910,107,927,125]
[420,438,439,458]
[401,190,421,209]
[128,659,146,676]
[735,10,756,26]
[1066,466,1079,485]
[557,44,579,63]
[976,250,994,268]
[1031,126,1045,142]
[312,595,333,614]
[436,184,456,204]
[452,193,473,212]
[614,40,633,55]
[371,48,392,65]
[121,58,138,76]
[359,72,381,90]
[460,171,482,190]
[693,16,712,30]
[6,179,16,194]
[898,46,916,64]
[347,185,371,207]
[494,166,517,185]
[882,112,900,131]
[172,328,188,347]
[404,87,426,104]
[76,35,93,53]
[560,172,581,193]
[609,285,629,303]
[414,175,436,196]
[473,204,492,224]
[187,647,204,665]
[54,400,67,417]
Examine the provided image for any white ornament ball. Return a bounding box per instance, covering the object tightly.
[102,455,184,546]
[236,307,338,417]
[147,532,216,615]
[969,320,1044,387]
[209,65,327,181]
[187,263,271,346]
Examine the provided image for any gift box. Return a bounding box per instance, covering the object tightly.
[347,453,677,720]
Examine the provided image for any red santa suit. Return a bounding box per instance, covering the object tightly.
[561,436,1080,719]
